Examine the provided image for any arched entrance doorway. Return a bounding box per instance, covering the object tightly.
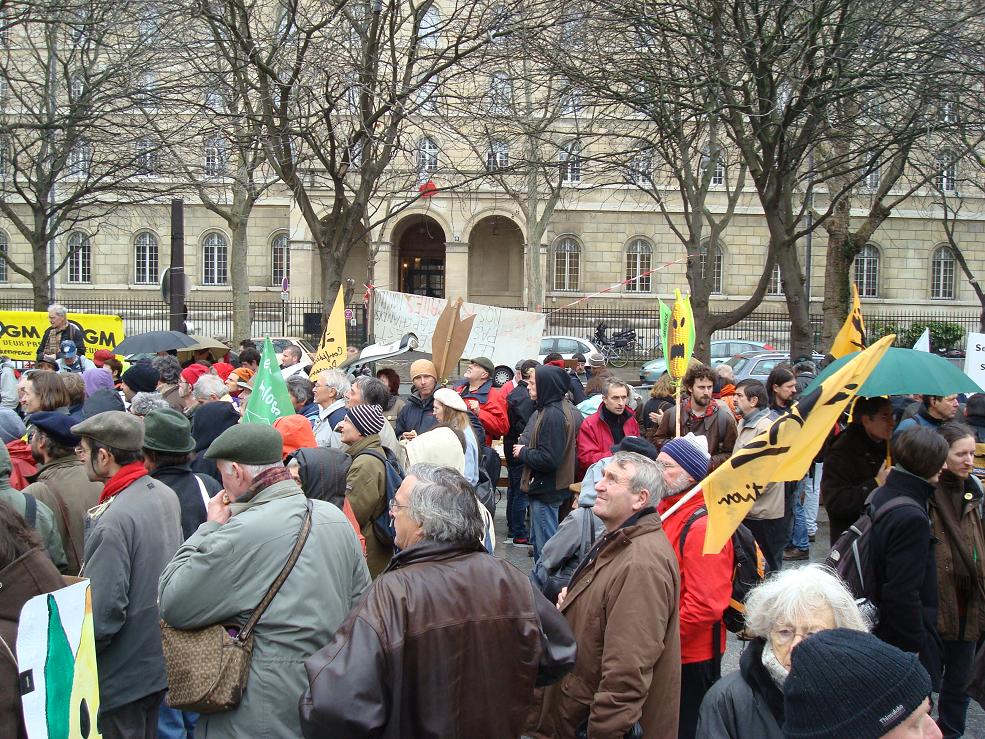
[468,215,523,305]
[394,215,446,298]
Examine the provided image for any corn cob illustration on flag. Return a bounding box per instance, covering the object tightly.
[659,289,696,382]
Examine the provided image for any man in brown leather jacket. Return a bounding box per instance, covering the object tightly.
[299,463,576,738]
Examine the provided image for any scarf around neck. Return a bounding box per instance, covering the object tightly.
[99,461,148,503]
[761,639,790,687]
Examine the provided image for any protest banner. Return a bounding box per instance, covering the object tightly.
[309,286,347,376]
[829,283,867,358]
[0,311,124,363]
[372,290,544,370]
[242,337,294,425]
[697,334,894,554]
[965,332,985,389]
[18,578,101,739]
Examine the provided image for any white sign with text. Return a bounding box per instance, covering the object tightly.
[964,331,985,388]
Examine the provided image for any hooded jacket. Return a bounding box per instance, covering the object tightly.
[394,389,438,437]
[4,440,37,491]
[294,446,352,509]
[0,548,66,739]
[190,401,241,483]
[518,365,582,505]
[0,445,66,572]
[821,422,887,540]
[505,380,536,463]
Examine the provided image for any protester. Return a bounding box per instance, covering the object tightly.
[159,423,370,739]
[715,364,739,419]
[783,629,941,739]
[192,374,228,406]
[792,359,817,395]
[61,372,86,414]
[0,500,66,739]
[36,303,85,363]
[300,464,575,738]
[57,339,95,373]
[733,379,786,573]
[19,369,70,416]
[571,352,589,386]
[178,362,210,416]
[82,365,115,399]
[347,376,400,455]
[696,564,869,738]
[395,359,439,439]
[273,414,318,460]
[640,372,675,433]
[576,379,640,476]
[142,408,220,540]
[224,367,254,410]
[896,394,960,436]
[821,396,894,545]
[238,346,261,372]
[343,403,392,577]
[129,391,169,417]
[376,367,405,426]
[120,362,160,402]
[529,451,681,738]
[0,355,16,410]
[21,411,102,575]
[280,345,307,379]
[514,364,582,561]
[649,363,737,470]
[543,352,587,404]
[189,399,241,484]
[0,442,66,570]
[82,387,125,418]
[152,355,184,411]
[870,426,950,691]
[313,369,350,448]
[505,359,538,545]
[286,374,320,428]
[766,366,797,415]
[454,356,509,444]
[72,411,182,738]
[210,361,235,382]
[656,432,733,737]
[926,422,985,738]
[432,387,480,485]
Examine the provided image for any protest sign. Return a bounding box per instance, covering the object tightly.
[373,290,544,370]
[965,332,985,389]
[0,311,124,362]
[242,337,294,425]
[310,286,348,375]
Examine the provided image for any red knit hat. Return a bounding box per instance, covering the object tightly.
[180,363,210,388]
[211,362,235,381]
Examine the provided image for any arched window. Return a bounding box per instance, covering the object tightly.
[67,232,91,283]
[767,264,782,295]
[931,245,956,300]
[0,229,7,282]
[559,141,581,184]
[699,244,724,294]
[487,71,512,114]
[417,137,439,174]
[853,243,880,298]
[271,233,290,286]
[625,239,652,292]
[553,237,580,292]
[134,231,158,284]
[202,232,228,285]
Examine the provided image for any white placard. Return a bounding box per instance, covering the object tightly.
[373,290,545,370]
[964,331,985,388]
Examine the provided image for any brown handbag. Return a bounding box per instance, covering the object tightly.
[160,499,313,713]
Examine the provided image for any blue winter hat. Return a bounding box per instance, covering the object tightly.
[661,432,710,482]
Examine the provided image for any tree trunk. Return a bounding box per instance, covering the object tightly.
[690,282,713,363]
[820,227,854,350]
[31,234,49,311]
[318,245,344,321]
[230,218,251,343]
[777,240,813,359]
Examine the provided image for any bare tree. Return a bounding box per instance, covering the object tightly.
[0,1,189,309]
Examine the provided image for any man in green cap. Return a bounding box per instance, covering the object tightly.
[158,422,370,739]
[143,407,221,540]
[72,410,182,738]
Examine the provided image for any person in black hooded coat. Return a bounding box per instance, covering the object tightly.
[291,446,351,509]
[189,401,241,483]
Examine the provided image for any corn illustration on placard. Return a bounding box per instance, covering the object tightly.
[659,289,696,382]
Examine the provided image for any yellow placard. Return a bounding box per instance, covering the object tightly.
[309,286,348,375]
[830,282,867,358]
[0,310,125,362]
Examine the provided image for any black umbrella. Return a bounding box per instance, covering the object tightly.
[113,330,199,355]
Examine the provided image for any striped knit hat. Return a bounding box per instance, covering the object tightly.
[661,432,710,482]
[345,403,385,437]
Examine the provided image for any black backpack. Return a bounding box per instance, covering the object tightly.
[352,448,405,547]
[824,493,924,623]
[679,506,767,633]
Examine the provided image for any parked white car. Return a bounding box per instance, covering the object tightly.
[537,335,605,364]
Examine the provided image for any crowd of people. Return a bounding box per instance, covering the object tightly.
[0,307,982,738]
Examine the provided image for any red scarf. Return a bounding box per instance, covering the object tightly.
[99,461,148,503]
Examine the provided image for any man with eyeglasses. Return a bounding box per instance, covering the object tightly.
[21,411,102,575]
[71,410,182,738]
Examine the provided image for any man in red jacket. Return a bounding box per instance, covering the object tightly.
[576,379,640,476]
[455,356,508,444]
[656,432,733,739]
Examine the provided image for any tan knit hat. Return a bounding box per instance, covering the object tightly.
[410,359,437,380]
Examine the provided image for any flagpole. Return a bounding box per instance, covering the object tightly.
[660,484,703,521]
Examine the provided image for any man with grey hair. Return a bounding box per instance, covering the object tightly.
[287,374,320,428]
[151,354,184,411]
[300,463,576,738]
[313,369,349,447]
[529,450,682,738]
[37,303,86,363]
[160,422,370,739]
[192,374,228,404]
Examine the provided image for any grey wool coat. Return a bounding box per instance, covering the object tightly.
[158,479,370,739]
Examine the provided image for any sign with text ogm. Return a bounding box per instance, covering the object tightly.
[0,311,124,362]
[373,290,545,370]
[964,332,985,389]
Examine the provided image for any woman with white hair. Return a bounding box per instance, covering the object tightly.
[696,564,869,738]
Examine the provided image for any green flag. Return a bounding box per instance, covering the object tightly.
[242,337,294,425]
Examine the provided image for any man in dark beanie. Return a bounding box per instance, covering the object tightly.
[870,425,950,692]
[159,423,369,739]
[783,628,938,739]
[121,362,160,401]
[22,411,102,575]
[71,410,182,738]
[142,408,220,539]
[342,403,391,578]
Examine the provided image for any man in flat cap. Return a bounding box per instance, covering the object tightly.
[159,422,370,739]
[72,410,182,738]
[454,356,509,445]
[22,411,102,575]
[342,403,393,577]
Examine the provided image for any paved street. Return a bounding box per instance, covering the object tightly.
[493,495,985,735]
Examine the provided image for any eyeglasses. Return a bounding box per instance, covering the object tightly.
[771,625,825,645]
[389,499,408,512]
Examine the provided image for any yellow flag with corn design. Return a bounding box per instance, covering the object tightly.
[701,334,894,554]
[659,289,695,382]
[829,282,867,358]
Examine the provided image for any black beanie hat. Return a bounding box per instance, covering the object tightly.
[121,363,160,393]
[783,628,932,739]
